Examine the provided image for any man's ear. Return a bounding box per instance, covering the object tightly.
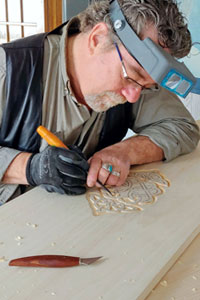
[88,22,109,54]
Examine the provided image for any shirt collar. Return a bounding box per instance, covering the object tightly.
[60,17,81,98]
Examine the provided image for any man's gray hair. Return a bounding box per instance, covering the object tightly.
[78,0,191,59]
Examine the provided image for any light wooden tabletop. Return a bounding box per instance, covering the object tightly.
[146,121,200,300]
[0,133,200,300]
[146,233,200,300]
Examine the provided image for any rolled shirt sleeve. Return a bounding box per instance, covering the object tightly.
[131,87,200,161]
[0,48,23,203]
[0,147,22,204]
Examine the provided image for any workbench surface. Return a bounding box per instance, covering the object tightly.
[0,137,200,300]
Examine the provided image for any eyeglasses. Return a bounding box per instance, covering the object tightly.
[114,43,159,94]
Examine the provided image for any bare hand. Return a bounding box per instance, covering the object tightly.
[87,142,131,188]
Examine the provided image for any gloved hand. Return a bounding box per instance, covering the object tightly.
[26,145,89,195]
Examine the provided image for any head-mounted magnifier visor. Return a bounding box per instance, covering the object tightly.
[109,0,196,98]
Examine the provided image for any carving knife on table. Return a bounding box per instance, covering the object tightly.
[9,255,102,268]
[37,125,112,195]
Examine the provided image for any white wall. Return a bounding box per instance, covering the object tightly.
[180,93,200,120]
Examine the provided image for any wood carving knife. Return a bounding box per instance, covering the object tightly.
[9,255,102,268]
[37,125,112,195]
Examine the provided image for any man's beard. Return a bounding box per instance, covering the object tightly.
[84,91,127,112]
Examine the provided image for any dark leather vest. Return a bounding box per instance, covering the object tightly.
[0,33,47,152]
[0,25,132,153]
[96,102,132,151]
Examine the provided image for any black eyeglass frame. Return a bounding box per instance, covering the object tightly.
[114,43,159,94]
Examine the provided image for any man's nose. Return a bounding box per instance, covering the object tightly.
[120,86,142,103]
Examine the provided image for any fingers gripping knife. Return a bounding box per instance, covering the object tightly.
[37,126,112,195]
[9,255,102,268]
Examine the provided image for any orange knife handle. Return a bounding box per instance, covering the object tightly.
[37,126,68,149]
[9,255,79,268]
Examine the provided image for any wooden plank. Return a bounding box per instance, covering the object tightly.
[0,143,200,299]
[146,233,200,299]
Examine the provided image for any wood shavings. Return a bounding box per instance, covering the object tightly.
[86,169,170,216]
[15,236,23,241]
[0,256,6,262]
[26,222,38,228]
[123,278,135,283]
[31,224,38,228]
[160,280,168,287]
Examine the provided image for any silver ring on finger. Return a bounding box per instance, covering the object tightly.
[111,170,121,177]
[101,163,113,173]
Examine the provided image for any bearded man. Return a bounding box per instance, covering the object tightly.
[0,0,199,204]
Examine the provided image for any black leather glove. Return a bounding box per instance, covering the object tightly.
[26,145,89,195]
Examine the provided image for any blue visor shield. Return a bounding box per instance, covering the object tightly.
[162,70,194,97]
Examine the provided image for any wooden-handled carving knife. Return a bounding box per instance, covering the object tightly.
[9,255,102,268]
